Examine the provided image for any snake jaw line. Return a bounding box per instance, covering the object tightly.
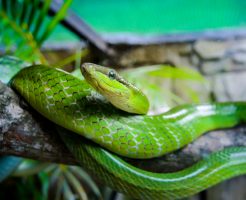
[81,63,149,114]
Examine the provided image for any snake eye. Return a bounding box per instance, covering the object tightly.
[108,70,116,80]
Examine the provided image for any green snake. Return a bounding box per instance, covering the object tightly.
[10,63,246,199]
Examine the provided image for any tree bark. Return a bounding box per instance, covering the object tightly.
[0,81,76,165]
[0,81,246,172]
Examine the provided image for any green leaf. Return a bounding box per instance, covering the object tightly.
[71,166,102,199]
[121,64,209,112]
[64,170,88,200]
[38,0,73,44]
[32,0,52,39]
[0,0,72,63]
[13,160,50,177]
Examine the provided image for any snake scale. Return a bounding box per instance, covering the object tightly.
[10,64,246,199]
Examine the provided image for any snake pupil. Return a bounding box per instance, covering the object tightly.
[108,70,116,80]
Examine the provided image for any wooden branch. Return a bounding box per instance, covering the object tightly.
[0,81,76,165]
[0,81,245,172]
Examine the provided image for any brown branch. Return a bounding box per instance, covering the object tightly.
[0,81,245,172]
[0,81,76,165]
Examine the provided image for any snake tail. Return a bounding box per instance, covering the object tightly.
[60,129,246,200]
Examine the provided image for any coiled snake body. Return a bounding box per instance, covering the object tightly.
[11,64,246,199]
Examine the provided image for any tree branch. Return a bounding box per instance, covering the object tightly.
[0,81,77,165]
[0,81,245,172]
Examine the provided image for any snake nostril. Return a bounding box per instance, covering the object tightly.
[81,64,86,73]
[81,63,94,74]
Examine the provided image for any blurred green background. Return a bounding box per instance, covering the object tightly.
[49,0,246,41]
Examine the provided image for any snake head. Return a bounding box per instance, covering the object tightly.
[81,63,149,114]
